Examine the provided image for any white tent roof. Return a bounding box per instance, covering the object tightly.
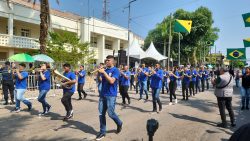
[124,39,147,59]
[145,42,168,61]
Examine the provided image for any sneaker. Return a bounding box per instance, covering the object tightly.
[11,108,20,113]
[64,110,74,120]
[116,123,123,134]
[169,102,173,105]
[175,99,178,104]
[38,111,47,116]
[28,104,32,111]
[47,105,51,113]
[84,93,88,99]
[95,133,105,141]
[3,102,8,105]
[78,97,82,100]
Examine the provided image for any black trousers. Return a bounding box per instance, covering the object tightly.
[201,79,205,92]
[217,97,235,125]
[147,79,150,91]
[61,92,73,113]
[2,80,14,102]
[120,85,130,104]
[206,79,209,90]
[130,76,136,90]
[182,82,189,100]
[189,81,195,96]
[77,83,86,98]
[169,81,177,102]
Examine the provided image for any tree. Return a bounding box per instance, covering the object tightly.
[47,31,95,69]
[6,0,59,54]
[144,7,219,66]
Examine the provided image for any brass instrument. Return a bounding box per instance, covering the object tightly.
[90,66,106,74]
[52,69,73,89]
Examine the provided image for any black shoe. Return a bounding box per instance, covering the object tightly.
[146,95,149,100]
[182,98,185,100]
[217,123,227,128]
[116,123,122,134]
[11,107,21,113]
[78,97,82,100]
[128,100,131,105]
[241,106,245,110]
[246,107,249,110]
[47,105,51,113]
[231,123,236,127]
[84,93,87,99]
[95,133,105,141]
[28,104,32,111]
[3,102,8,105]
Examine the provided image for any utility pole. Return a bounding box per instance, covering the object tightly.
[102,0,110,21]
[127,0,137,67]
[167,13,172,71]
[178,32,181,66]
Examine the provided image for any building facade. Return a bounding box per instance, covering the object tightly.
[0,0,144,64]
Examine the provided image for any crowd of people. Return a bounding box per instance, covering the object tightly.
[1,55,250,140]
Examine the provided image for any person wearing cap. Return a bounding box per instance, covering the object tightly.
[12,63,32,113]
[0,61,15,105]
[211,66,235,128]
[37,63,51,115]
[76,65,87,100]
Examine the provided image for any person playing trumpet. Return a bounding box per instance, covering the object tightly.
[189,66,197,96]
[169,67,179,105]
[11,63,32,113]
[150,63,163,113]
[120,65,131,105]
[76,65,87,100]
[138,63,149,100]
[181,66,191,100]
[37,63,51,115]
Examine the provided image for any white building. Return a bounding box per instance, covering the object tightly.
[0,0,144,64]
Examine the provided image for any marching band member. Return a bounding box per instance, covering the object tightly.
[138,63,149,100]
[76,65,87,100]
[169,67,179,105]
[189,66,197,96]
[205,67,210,90]
[150,63,163,113]
[196,67,201,93]
[97,63,105,96]
[61,63,76,120]
[120,65,131,105]
[147,66,152,91]
[201,66,209,92]
[37,63,51,115]
[11,63,32,113]
[181,67,191,100]
[130,68,136,90]
[135,67,140,94]
[96,55,123,140]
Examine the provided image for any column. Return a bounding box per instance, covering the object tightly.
[113,39,120,53]
[8,49,14,58]
[97,35,105,64]
[8,3,14,46]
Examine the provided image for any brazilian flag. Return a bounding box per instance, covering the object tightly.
[227,48,246,60]
[243,38,250,47]
[206,40,214,46]
[174,19,192,33]
[242,13,250,27]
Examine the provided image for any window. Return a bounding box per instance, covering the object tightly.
[105,40,112,49]
[90,36,97,47]
[21,28,30,37]
[6,26,16,35]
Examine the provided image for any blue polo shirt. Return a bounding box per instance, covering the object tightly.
[138,68,149,81]
[191,70,197,82]
[39,70,51,90]
[201,70,209,80]
[170,71,179,81]
[101,67,120,97]
[163,71,169,82]
[15,71,28,89]
[183,70,191,84]
[78,70,86,84]
[150,69,164,89]
[121,71,131,86]
[63,71,76,93]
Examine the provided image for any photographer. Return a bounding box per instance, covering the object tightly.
[211,66,236,128]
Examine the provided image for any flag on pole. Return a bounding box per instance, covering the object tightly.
[206,40,214,46]
[227,48,246,60]
[243,38,250,47]
[174,19,192,33]
[242,13,250,27]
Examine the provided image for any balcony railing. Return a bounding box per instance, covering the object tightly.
[0,34,39,49]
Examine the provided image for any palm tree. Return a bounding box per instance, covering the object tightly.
[6,0,59,54]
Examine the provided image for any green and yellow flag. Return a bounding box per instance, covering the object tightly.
[243,38,250,47]
[206,40,214,46]
[227,48,246,60]
[242,13,250,27]
[174,19,192,33]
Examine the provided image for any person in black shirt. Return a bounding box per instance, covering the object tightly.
[0,61,15,105]
[240,67,250,110]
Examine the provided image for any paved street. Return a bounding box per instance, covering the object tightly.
[0,86,249,141]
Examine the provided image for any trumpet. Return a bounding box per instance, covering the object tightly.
[90,67,106,74]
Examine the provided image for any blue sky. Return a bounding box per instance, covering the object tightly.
[50,0,250,60]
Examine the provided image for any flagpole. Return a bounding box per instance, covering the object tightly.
[178,32,181,66]
[210,45,212,65]
[167,13,172,71]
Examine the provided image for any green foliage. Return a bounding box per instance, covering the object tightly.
[47,31,95,69]
[230,61,245,68]
[144,6,219,65]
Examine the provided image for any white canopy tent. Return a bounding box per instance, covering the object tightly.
[124,39,148,59]
[145,42,168,61]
